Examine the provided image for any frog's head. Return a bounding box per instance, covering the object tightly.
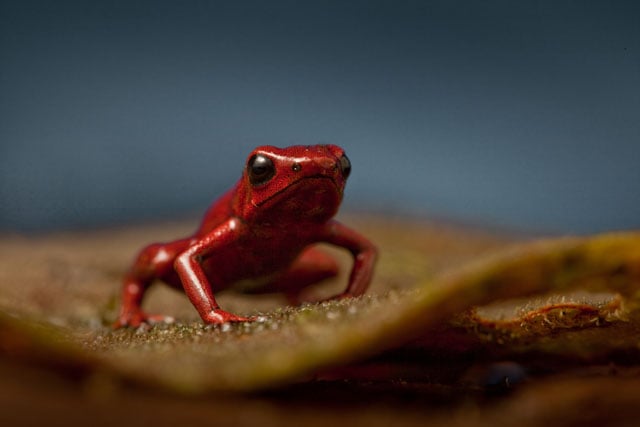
[236,145,351,223]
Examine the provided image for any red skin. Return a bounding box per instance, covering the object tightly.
[114,145,377,327]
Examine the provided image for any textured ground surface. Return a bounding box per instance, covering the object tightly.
[1,214,640,426]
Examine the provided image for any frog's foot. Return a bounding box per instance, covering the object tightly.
[202,309,255,325]
[113,310,175,329]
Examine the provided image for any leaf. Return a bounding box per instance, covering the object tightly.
[1,218,640,393]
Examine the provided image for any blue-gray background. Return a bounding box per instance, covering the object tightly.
[1,1,639,233]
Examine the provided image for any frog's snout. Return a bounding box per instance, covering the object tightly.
[315,157,339,171]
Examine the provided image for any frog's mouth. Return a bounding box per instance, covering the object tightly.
[255,175,343,208]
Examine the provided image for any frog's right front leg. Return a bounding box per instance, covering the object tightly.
[114,238,193,328]
[174,218,254,324]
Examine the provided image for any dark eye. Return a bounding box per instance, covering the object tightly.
[339,154,351,179]
[247,154,275,185]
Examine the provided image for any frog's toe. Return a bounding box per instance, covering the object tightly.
[203,309,255,324]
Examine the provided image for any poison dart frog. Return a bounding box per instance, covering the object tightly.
[114,145,377,327]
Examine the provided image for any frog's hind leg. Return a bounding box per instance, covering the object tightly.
[113,239,191,328]
[277,247,340,305]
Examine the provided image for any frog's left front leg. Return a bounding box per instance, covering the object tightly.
[174,218,254,324]
[114,238,193,328]
[320,220,377,298]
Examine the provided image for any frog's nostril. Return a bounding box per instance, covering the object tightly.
[316,158,336,170]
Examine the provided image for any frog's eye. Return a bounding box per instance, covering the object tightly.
[339,154,351,179]
[247,154,275,185]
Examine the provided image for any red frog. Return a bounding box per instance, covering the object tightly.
[114,145,377,327]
